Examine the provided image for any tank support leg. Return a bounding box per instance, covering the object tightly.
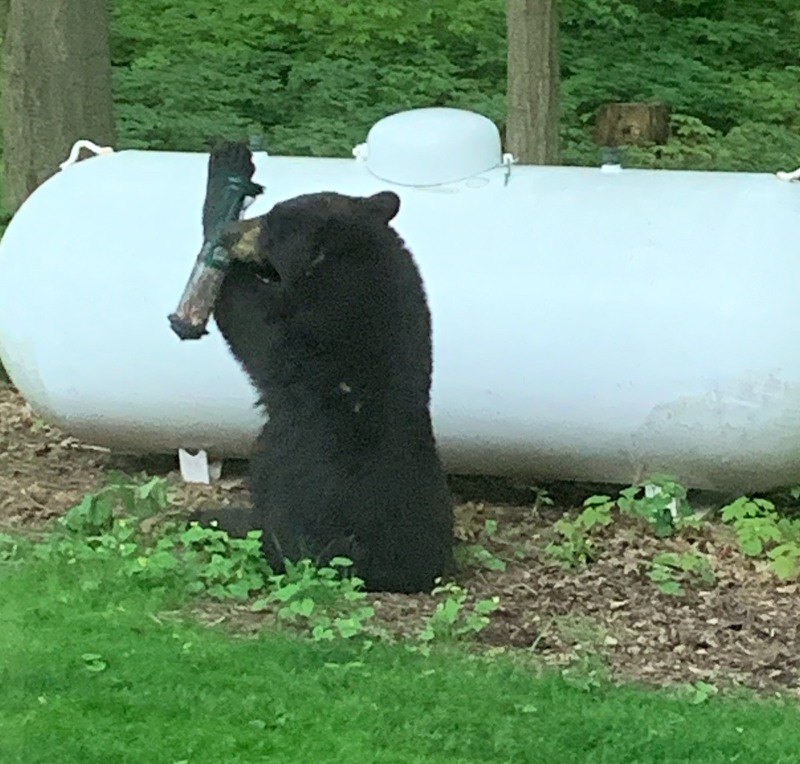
[178,448,222,484]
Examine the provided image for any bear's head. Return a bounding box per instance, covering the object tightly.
[235,191,401,285]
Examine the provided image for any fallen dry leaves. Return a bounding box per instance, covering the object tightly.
[2,383,798,697]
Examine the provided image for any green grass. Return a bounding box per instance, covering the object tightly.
[2,555,799,764]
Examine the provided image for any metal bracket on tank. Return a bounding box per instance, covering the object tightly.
[59,139,115,171]
[599,146,623,174]
[502,153,516,186]
[776,167,800,182]
[178,448,222,484]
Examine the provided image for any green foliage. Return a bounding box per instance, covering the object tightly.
[129,523,269,601]
[44,478,270,600]
[560,653,611,693]
[40,477,326,611]
[679,680,720,706]
[532,487,555,514]
[575,495,616,530]
[418,581,500,645]
[455,518,507,573]
[111,0,505,155]
[0,532,29,565]
[258,557,375,641]
[647,550,716,596]
[618,474,699,538]
[545,495,614,568]
[62,473,168,536]
[109,0,800,170]
[721,497,782,556]
[44,475,169,566]
[721,496,800,580]
[33,477,505,648]
[456,543,507,572]
[767,542,800,581]
[546,476,705,570]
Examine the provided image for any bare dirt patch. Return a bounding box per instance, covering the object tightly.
[2,382,798,698]
[0,383,250,528]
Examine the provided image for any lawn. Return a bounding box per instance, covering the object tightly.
[2,552,798,764]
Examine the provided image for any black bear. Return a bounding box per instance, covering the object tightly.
[198,189,454,593]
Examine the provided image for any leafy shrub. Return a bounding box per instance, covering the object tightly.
[255,557,375,641]
[129,523,269,600]
[546,475,705,570]
[647,550,716,596]
[617,474,700,538]
[62,473,168,535]
[721,496,800,580]
[40,474,171,566]
[418,581,499,644]
[47,477,267,598]
[721,497,782,556]
[455,518,507,573]
[545,495,614,568]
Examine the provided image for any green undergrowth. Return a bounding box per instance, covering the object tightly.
[108,1,800,172]
[543,472,800,597]
[2,551,799,764]
[5,473,499,649]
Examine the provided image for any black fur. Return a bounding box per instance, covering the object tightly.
[203,191,454,593]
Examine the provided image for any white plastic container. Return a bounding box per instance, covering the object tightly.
[1,107,800,492]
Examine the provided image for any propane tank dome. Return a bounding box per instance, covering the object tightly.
[361,108,502,186]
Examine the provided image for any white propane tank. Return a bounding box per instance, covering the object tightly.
[1,107,800,493]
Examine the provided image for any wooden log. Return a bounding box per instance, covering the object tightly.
[594,102,671,147]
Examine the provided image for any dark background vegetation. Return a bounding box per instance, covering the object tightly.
[108,0,800,170]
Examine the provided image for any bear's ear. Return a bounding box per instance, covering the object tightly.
[363,191,400,224]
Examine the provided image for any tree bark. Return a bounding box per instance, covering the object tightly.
[506,0,560,165]
[594,102,671,147]
[0,0,9,41]
[2,0,116,214]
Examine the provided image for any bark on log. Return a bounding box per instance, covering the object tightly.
[594,102,671,147]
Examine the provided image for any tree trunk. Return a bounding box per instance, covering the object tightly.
[0,0,9,42]
[506,0,560,165]
[2,0,116,214]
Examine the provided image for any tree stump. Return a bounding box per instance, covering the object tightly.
[594,102,671,148]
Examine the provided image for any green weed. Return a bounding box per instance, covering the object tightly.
[721,497,800,580]
[257,556,375,641]
[647,551,717,596]
[455,518,507,573]
[128,522,269,600]
[418,581,500,646]
[618,474,700,537]
[545,495,614,568]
